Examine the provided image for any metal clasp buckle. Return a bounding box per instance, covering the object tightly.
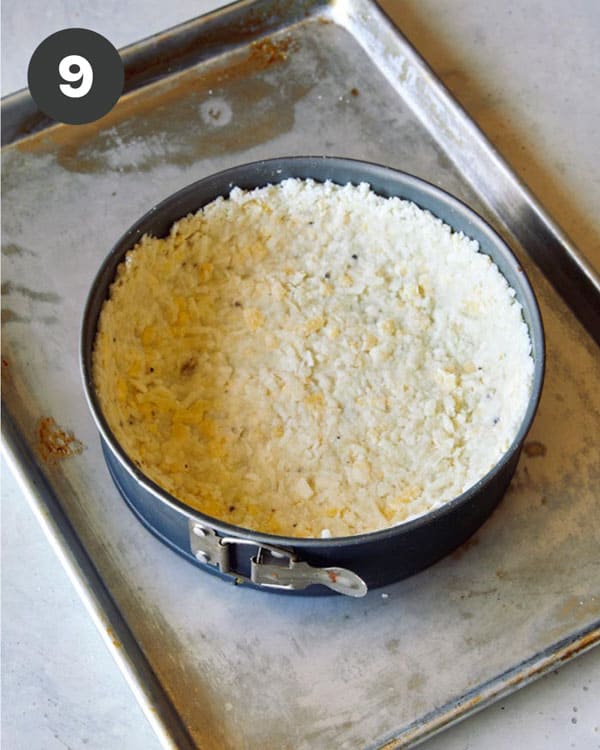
[188,521,367,597]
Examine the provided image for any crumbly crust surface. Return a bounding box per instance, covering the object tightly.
[93,180,533,538]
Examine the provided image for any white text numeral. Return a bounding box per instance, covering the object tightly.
[59,54,93,98]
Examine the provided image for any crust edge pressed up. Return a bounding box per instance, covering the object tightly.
[93,179,534,538]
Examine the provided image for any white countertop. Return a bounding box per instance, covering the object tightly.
[1,1,599,748]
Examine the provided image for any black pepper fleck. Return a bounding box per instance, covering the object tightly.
[324,272,331,279]
[351,254,358,260]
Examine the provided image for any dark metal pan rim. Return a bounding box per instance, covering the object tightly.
[81,154,545,549]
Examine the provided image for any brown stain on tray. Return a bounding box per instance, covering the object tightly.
[37,417,84,462]
[105,625,122,649]
[250,35,298,63]
[524,441,547,458]
[16,34,311,175]
[107,0,322,98]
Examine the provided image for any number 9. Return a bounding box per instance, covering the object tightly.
[59,54,93,98]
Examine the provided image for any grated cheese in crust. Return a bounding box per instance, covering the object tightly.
[93,179,534,538]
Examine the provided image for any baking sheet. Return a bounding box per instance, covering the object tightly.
[2,1,599,748]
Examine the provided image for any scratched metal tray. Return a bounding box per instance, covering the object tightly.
[2,1,599,748]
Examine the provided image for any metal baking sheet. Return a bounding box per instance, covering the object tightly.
[2,1,599,748]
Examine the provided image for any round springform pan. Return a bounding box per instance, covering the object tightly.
[81,156,545,597]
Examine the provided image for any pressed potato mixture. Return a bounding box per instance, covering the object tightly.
[93,179,533,538]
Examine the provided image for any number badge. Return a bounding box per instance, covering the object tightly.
[28,28,124,125]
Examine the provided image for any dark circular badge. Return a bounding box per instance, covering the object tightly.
[28,28,124,125]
